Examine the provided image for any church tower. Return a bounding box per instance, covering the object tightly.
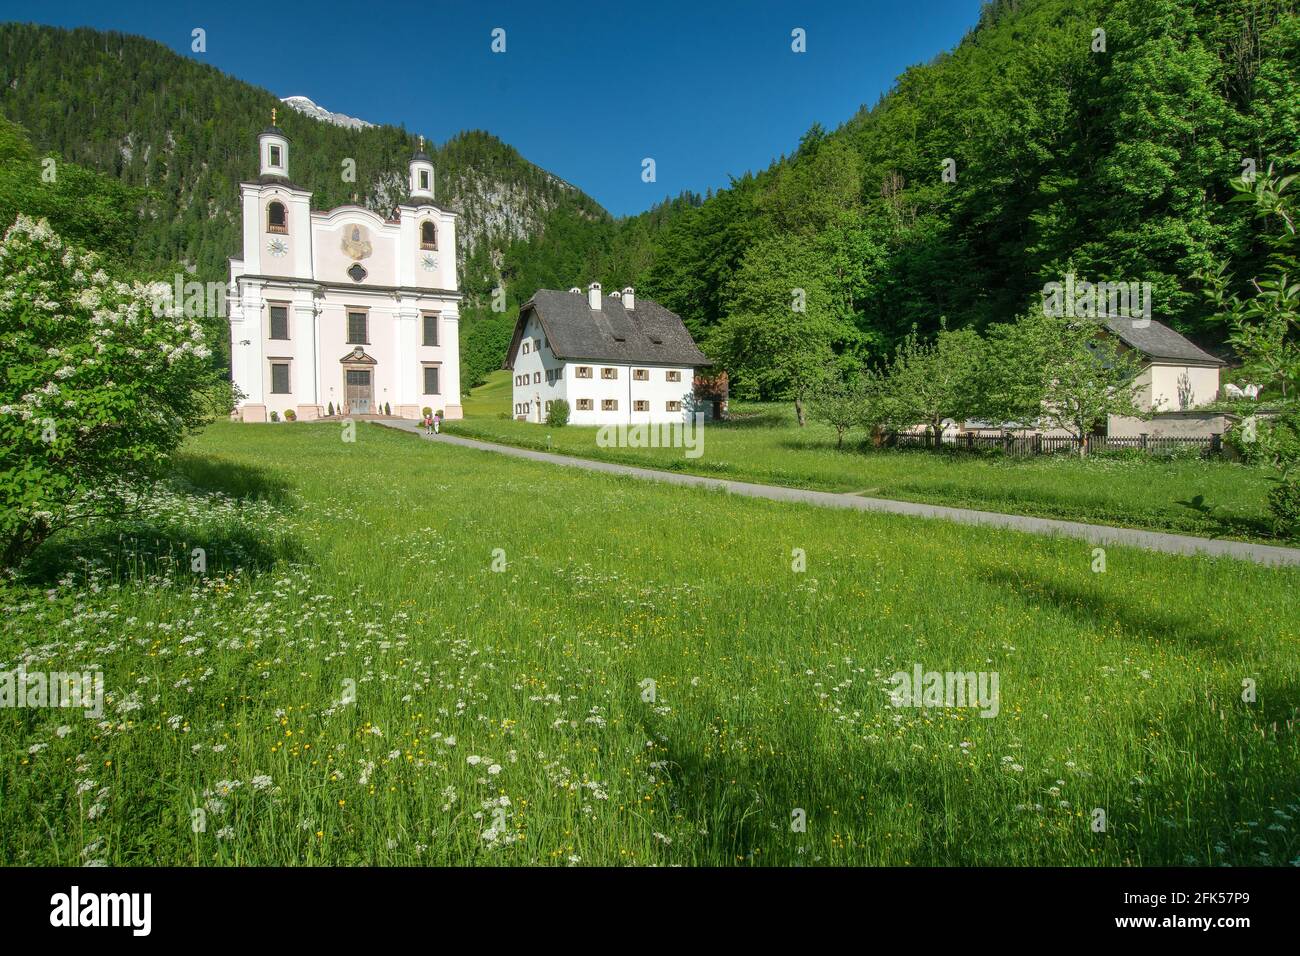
[258,108,291,179]
[409,135,435,202]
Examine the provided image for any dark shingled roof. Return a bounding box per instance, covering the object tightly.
[506,289,710,368]
[1101,317,1225,366]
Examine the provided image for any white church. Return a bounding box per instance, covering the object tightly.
[229,115,463,422]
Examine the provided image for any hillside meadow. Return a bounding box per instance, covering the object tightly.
[451,371,1280,542]
[1,421,1297,866]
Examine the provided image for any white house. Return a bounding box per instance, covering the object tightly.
[1101,316,1227,436]
[228,118,463,422]
[505,284,710,425]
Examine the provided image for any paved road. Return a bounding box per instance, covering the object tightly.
[378,420,1300,568]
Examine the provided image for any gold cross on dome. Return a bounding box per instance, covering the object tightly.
[271,106,277,126]
[418,135,424,150]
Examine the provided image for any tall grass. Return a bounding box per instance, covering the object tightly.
[452,371,1277,542]
[1,421,1296,866]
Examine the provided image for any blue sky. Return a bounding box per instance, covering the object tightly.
[0,0,984,216]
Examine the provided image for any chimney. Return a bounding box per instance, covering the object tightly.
[622,287,635,310]
[587,281,602,311]
[569,286,581,295]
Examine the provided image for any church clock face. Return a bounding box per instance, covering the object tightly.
[267,237,288,258]
[421,253,438,272]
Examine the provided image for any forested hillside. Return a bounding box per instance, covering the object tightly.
[3,0,1297,398]
[0,22,610,371]
[600,0,1300,397]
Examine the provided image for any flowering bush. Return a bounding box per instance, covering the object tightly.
[0,215,216,566]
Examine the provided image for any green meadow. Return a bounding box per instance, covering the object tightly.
[1,420,1298,866]
[450,371,1280,542]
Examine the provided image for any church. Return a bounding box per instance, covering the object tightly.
[228,115,463,422]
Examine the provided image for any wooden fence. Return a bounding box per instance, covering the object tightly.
[883,431,1223,457]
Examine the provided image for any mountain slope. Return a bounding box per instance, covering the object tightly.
[554,0,1297,395]
[0,23,609,298]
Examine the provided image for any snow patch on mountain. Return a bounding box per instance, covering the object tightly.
[280,95,374,130]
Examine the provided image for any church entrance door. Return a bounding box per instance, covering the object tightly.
[346,368,373,414]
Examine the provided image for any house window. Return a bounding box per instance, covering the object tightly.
[545,400,553,412]
[602,399,618,411]
[422,313,438,347]
[269,304,289,340]
[533,371,541,384]
[421,221,436,249]
[576,366,592,379]
[347,311,368,344]
[666,400,682,412]
[666,370,682,382]
[601,367,618,380]
[633,368,649,381]
[267,201,287,234]
[576,399,593,411]
[522,341,531,354]
[423,366,440,395]
[270,362,290,394]
[634,400,649,412]
[268,145,282,169]
[419,170,431,192]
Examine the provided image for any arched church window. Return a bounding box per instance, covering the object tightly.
[420,221,437,250]
[267,201,288,234]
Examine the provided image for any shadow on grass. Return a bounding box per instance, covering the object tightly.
[173,452,295,505]
[716,410,791,430]
[1170,494,1276,542]
[18,457,304,588]
[1103,678,1300,865]
[634,707,1018,865]
[19,518,305,589]
[636,672,1300,866]
[975,565,1243,656]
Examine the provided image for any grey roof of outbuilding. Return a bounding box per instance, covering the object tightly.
[505,289,710,368]
[1101,316,1225,366]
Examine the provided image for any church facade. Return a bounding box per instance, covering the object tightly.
[229,119,463,422]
